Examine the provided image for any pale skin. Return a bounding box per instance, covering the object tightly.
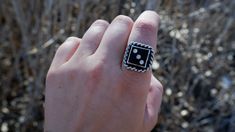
[45,11,163,132]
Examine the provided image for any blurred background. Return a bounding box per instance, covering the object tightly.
[0,0,235,131]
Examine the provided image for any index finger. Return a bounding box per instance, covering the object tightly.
[122,11,160,76]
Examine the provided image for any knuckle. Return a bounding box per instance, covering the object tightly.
[146,10,160,21]
[65,36,80,43]
[134,20,157,34]
[60,37,80,49]
[142,10,160,22]
[83,20,109,44]
[56,43,69,54]
[114,15,133,25]
[84,22,108,43]
[56,36,80,54]
[93,19,109,27]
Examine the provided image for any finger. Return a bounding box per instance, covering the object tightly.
[123,11,160,76]
[71,20,109,60]
[50,37,80,70]
[94,15,133,65]
[145,75,163,130]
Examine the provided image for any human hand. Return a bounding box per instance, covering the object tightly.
[45,11,163,132]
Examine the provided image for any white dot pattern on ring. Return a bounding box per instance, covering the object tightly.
[136,54,141,59]
[122,41,154,72]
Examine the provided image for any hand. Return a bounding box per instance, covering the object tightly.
[45,11,163,132]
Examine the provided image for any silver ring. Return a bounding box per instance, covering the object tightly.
[122,41,154,72]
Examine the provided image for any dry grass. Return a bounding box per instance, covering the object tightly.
[0,0,235,131]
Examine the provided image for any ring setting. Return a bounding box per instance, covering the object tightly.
[123,41,154,72]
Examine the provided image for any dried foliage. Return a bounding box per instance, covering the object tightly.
[0,0,235,131]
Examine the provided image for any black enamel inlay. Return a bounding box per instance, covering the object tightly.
[123,42,153,72]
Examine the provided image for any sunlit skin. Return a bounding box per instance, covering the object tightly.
[45,11,163,132]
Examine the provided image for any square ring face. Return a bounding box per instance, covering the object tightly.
[123,42,154,72]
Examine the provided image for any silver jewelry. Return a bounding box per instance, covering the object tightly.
[123,41,154,72]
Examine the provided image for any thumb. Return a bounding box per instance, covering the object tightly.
[144,75,163,131]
